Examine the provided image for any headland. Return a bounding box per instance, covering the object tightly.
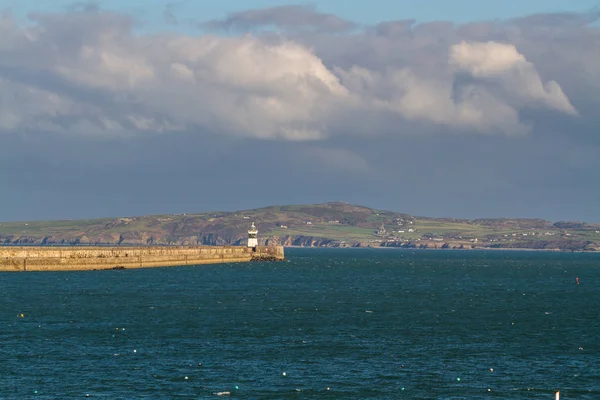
[0,245,285,272]
[1,202,598,252]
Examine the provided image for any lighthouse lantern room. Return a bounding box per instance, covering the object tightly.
[247,222,258,249]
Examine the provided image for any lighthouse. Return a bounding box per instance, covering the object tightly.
[247,222,258,249]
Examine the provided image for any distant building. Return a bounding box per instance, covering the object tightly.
[376,223,387,236]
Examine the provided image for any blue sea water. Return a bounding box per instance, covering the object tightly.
[1,248,599,399]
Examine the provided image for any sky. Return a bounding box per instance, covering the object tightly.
[2,0,599,27]
[0,1,599,222]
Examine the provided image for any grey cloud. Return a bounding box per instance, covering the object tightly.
[65,2,101,14]
[163,3,179,25]
[203,5,357,33]
[0,129,383,221]
[302,11,599,128]
[512,8,600,29]
[0,8,591,142]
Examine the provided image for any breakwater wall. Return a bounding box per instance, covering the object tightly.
[0,245,285,272]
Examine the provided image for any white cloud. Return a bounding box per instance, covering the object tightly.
[0,10,583,140]
[450,41,578,116]
[335,56,552,134]
[450,41,526,76]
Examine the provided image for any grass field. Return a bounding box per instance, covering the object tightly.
[268,224,378,242]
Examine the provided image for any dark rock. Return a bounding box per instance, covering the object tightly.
[250,255,287,262]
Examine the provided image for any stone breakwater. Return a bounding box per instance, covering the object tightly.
[0,245,285,272]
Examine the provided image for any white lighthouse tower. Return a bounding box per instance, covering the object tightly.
[247,222,258,249]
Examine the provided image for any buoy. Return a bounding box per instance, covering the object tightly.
[234,386,239,390]
[133,349,137,353]
[20,313,24,318]
[282,372,286,376]
[456,378,461,382]
[184,376,188,380]
[576,277,579,285]
[490,368,494,372]
[556,390,560,400]
[198,362,203,367]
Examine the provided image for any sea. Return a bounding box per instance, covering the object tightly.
[1,248,599,399]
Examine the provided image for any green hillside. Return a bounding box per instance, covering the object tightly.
[1,202,599,251]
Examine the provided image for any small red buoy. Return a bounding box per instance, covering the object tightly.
[576,277,580,285]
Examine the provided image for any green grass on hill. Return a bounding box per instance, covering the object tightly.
[268,224,378,242]
[0,202,598,249]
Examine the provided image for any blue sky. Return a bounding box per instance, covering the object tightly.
[2,0,598,28]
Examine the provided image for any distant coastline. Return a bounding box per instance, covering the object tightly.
[1,202,598,253]
[284,245,576,252]
[0,244,577,252]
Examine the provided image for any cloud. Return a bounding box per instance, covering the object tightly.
[298,146,373,174]
[1,7,600,222]
[332,40,577,134]
[0,7,594,142]
[512,9,600,29]
[163,4,178,26]
[0,11,348,140]
[203,5,357,33]
[449,41,577,116]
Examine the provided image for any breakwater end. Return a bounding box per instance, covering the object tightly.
[0,245,285,272]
